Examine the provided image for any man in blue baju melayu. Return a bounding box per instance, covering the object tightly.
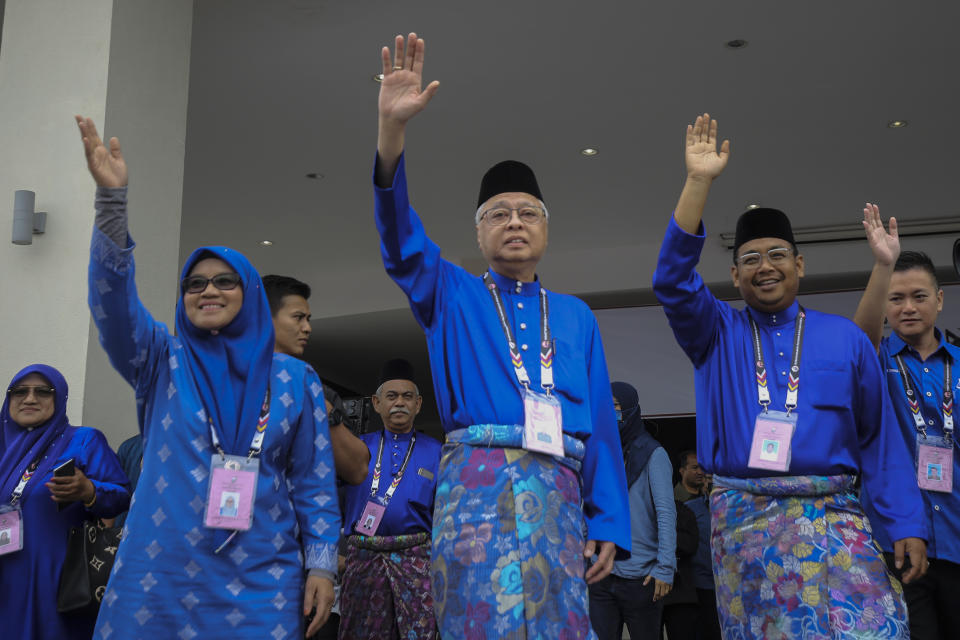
[652,113,928,639]
[854,205,960,639]
[370,33,630,639]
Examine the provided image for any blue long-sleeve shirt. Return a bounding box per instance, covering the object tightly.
[863,330,960,561]
[612,447,676,581]
[341,429,441,536]
[373,154,630,552]
[652,217,926,543]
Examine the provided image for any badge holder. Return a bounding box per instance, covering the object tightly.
[522,387,564,458]
[204,454,259,531]
[0,506,23,556]
[917,434,953,493]
[748,410,797,472]
[356,500,386,536]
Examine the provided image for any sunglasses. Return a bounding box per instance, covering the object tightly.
[8,385,55,400]
[181,273,242,294]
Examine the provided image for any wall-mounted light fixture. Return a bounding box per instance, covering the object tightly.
[12,190,46,245]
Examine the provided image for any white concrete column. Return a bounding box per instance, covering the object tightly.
[0,0,193,446]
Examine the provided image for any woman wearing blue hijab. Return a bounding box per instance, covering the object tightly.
[77,116,340,639]
[0,364,129,639]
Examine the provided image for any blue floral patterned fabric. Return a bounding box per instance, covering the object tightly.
[432,425,596,640]
[710,474,909,639]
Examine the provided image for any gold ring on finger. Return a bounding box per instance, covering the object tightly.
[393,66,403,70]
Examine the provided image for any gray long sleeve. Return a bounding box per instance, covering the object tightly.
[95,186,129,249]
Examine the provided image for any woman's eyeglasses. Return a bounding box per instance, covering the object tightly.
[8,386,55,400]
[181,273,242,294]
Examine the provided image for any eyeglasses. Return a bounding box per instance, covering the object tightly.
[8,386,55,400]
[181,273,242,294]
[736,247,794,269]
[479,206,547,226]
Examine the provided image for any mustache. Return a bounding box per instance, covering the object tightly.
[389,407,410,415]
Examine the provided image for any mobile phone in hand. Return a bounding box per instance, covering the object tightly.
[53,459,75,511]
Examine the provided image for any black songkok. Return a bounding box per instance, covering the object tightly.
[733,207,796,257]
[378,358,416,386]
[477,160,544,208]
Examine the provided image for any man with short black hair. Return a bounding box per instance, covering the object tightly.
[674,450,704,502]
[854,206,960,639]
[262,274,371,485]
[653,113,927,638]
[338,359,441,639]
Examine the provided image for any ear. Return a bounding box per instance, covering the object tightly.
[795,254,805,278]
[730,264,740,287]
[937,288,944,313]
[414,395,423,416]
[370,394,382,413]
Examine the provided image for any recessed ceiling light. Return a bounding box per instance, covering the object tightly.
[373,73,384,83]
[580,148,599,157]
[725,39,748,49]
[260,240,273,246]
[305,172,324,180]
[887,120,908,128]
[746,203,760,210]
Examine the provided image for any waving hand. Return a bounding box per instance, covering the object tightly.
[75,116,128,188]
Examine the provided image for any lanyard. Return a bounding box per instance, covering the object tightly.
[208,386,271,460]
[9,437,59,506]
[748,307,806,413]
[369,430,417,506]
[894,353,954,441]
[482,272,554,392]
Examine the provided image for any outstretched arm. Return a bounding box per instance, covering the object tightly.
[375,33,440,187]
[853,203,899,349]
[673,113,730,234]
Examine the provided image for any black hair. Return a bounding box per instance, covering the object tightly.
[677,449,697,471]
[893,251,939,289]
[261,275,311,315]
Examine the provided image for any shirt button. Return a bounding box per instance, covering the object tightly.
[521,344,529,351]
[934,505,941,511]
[515,283,522,293]
[520,322,527,330]
[924,367,930,373]
[929,420,935,426]
[781,371,787,376]
[926,391,933,397]
[779,352,784,357]
[517,302,524,309]
[776,332,781,337]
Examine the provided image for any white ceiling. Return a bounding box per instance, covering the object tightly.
[177,0,960,428]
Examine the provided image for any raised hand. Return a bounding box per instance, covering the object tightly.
[685,113,730,182]
[378,33,440,127]
[861,202,899,267]
[75,116,128,188]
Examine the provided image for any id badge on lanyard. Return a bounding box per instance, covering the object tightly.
[202,387,269,533]
[484,272,564,457]
[356,431,417,536]
[0,506,23,556]
[523,387,564,457]
[746,309,805,473]
[204,455,259,531]
[917,435,953,493]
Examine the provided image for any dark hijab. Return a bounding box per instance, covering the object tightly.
[0,364,74,502]
[612,381,660,489]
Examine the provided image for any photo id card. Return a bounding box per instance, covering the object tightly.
[204,455,258,531]
[522,388,564,457]
[0,507,23,556]
[356,500,386,536]
[748,410,797,472]
[917,435,953,493]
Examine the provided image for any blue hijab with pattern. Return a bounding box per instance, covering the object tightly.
[176,247,274,455]
[0,364,74,502]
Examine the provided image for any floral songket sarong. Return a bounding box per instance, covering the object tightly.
[710,474,908,639]
[339,531,438,639]
[432,424,595,640]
